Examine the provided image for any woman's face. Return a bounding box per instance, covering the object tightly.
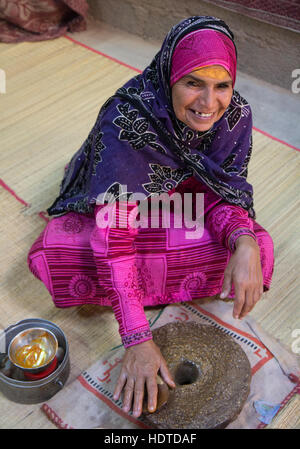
[171,66,233,132]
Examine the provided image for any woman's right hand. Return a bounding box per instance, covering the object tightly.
[113,339,176,418]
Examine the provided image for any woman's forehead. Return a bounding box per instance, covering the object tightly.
[191,65,231,82]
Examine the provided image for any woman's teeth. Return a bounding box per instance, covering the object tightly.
[193,110,214,117]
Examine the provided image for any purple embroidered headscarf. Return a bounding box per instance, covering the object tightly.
[48,16,255,218]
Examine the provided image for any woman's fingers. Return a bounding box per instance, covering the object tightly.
[238,262,263,319]
[159,358,176,389]
[235,276,262,319]
[113,371,127,401]
[220,268,232,299]
[122,375,162,417]
[240,282,262,318]
[133,377,146,417]
[122,377,135,413]
[239,288,254,319]
[120,375,160,417]
[145,376,158,413]
[233,283,246,319]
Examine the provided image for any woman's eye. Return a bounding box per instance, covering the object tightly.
[218,83,230,89]
[187,81,198,87]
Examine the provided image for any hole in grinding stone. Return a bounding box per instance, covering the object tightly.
[175,360,199,385]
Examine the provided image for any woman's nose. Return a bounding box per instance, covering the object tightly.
[198,87,215,110]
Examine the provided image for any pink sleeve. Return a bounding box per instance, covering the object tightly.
[206,202,257,252]
[170,176,256,251]
[91,203,152,348]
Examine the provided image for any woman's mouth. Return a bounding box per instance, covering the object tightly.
[190,109,215,119]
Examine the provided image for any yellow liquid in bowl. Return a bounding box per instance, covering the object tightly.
[14,334,49,368]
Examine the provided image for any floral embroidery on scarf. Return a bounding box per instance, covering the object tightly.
[145,59,160,92]
[113,103,167,153]
[66,197,93,214]
[118,76,145,97]
[92,131,106,176]
[239,135,252,179]
[100,182,134,203]
[225,90,250,131]
[187,153,206,169]
[197,130,218,152]
[173,118,218,155]
[143,163,192,194]
[220,153,240,175]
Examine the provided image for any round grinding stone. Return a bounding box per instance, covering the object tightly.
[143,321,251,429]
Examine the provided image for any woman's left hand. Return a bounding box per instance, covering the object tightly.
[220,235,263,319]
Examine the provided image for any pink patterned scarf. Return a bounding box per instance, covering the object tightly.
[170,29,237,87]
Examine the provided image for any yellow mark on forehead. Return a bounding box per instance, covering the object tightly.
[192,65,230,81]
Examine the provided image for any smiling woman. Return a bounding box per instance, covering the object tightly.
[170,27,236,133]
[172,66,233,132]
[28,16,274,419]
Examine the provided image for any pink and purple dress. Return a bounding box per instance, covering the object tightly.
[27,17,274,348]
[28,177,274,348]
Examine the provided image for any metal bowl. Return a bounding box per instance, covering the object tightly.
[0,319,70,404]
[8,327,58,373]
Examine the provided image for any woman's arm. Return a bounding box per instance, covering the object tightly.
[91,202,175,418]
[206,203,263,319]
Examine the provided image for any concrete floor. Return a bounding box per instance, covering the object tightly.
[67,19,300,150]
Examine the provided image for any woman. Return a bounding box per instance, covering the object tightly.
[28,16,274,418]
